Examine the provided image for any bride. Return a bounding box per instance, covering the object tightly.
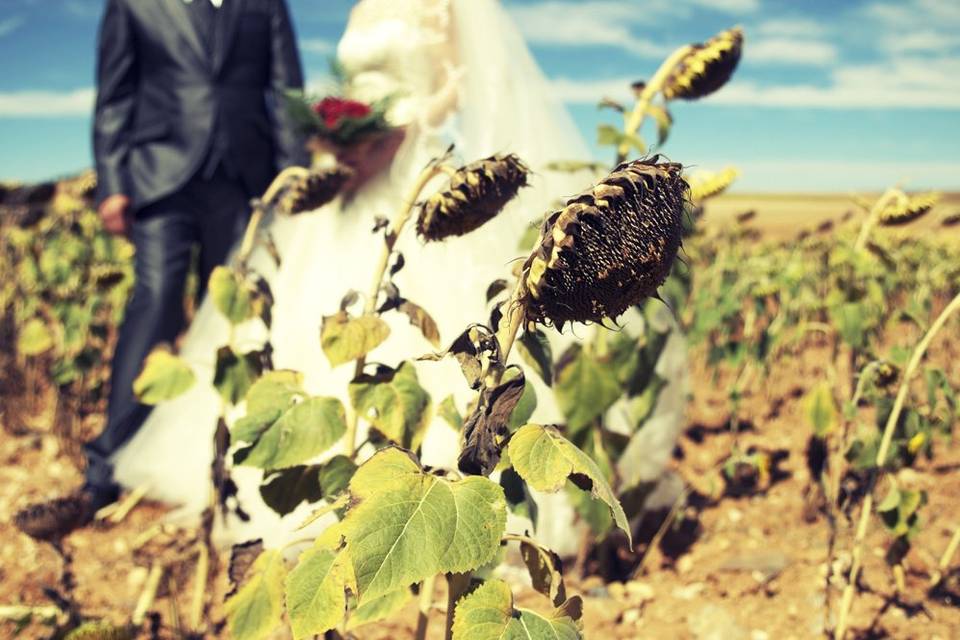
[112,0,688,552]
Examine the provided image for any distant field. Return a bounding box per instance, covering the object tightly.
[705,192,960,241]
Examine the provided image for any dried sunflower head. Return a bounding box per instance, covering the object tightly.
[276,165,353,215]
[520,157,688,328]
[687,166,740,202]
[663,27,744,101]
[417,154,529,241]
[879,192,939,226]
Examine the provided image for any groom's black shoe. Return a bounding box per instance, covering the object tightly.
[13,484,119,543]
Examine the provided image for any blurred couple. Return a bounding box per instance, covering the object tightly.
[18,0,686,552]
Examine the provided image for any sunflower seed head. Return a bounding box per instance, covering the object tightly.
[663,27,744,101]
[879,191,939,226]
[277,166,353,215]
[521,157,688,328]
[417,154,529,241]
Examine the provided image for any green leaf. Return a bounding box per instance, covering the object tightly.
[517,329,553,386]
[439,395,463,430]
[596,123,622,147]
[340,448,507,602]
[567,483,613,538]
[804,382,838,437]
[224,549,286,640]
[240,396,347,470]
[347,587,412,630]
[246,370,304,414]
[233,408,282,446]
[452,579,582,640]
[644,104,673,147]
[349,361,430,448]
[214,346,262,406]
[321,311,390,367]
[596,123,646,154]
[209,266,255,325]
[132,347,196,405]
[508,424,632,545]
[555,346,621,435]
[507,378,537,432]
[285,545,351,639]
[319,455,358,497]
[17,317,54,356]
[499,467,539,523]
[259,465,323,516]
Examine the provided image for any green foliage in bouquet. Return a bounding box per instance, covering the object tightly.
[285,90,394,146]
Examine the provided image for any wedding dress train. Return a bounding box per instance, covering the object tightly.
[112,0,688,553]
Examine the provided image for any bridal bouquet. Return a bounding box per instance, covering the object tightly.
[286,91,393,146]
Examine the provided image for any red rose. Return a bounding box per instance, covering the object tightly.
[312,97,372,130]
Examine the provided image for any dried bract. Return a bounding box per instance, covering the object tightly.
[417,154,529,241]
[687,166,739,202]
[663,27,744,101]
[520,157,688,328]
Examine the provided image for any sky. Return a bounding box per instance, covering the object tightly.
[0,0,958,192]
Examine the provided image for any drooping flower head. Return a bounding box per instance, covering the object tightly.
[417,154,529,241]
[663,27,744,101]
[520,157,688,328]
[276,166,354,215]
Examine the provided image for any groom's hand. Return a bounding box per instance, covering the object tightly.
[98,194,132,236]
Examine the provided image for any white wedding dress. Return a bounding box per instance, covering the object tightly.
[112,0,688,553]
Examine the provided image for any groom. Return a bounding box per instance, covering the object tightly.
[15,0,307,538]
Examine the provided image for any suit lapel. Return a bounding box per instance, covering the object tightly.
[214,0,246,74]
[159,0,209,69]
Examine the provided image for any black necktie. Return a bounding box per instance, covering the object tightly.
[188,0,216,54]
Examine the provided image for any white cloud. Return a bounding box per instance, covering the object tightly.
[882,30,960,54]
[755,18,825,38]
[0,88,94,117]
[0,16,26,37]
[64,1,102,19]
[507,2,667,58]
[747,37,838,66]
[693,0,758,13]
[864,0,960,29]
[507,0,756,57]
[301,38,334,55]
[550,54,960,108]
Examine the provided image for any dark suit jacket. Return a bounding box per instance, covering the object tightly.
[93,0,308,209]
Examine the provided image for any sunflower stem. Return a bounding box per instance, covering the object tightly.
[415,574,436,640]
[931,523,960,587]
[853,187,901,253]
[444,572,471,640]
[835,288,960,639]
[616,45,693,164]
[495,279,527,373]
[343,163,445,458]
[236,166,311,265]
[132,562,164,626]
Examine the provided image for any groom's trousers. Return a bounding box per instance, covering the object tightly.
[84,166,251,492]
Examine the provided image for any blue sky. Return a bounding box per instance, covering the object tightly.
[1,0,958,191]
